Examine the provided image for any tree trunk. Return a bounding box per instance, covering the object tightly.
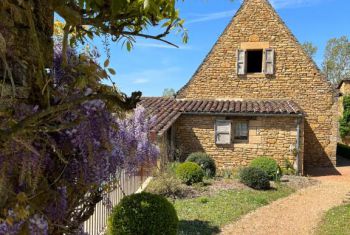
[0,0,53,106]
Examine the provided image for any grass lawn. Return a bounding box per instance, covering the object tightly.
[174,185,294,235]
[316,204,350,235]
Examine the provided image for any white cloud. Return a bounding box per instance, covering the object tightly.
[269,0,326,9]
[132,78,150,84]
[186,10,236,25]
[121,67,182,85]
[136,43,192,50]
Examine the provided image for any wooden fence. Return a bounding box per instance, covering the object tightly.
[83,170,149,235]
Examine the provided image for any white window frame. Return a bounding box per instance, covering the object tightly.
[215,120,232,145]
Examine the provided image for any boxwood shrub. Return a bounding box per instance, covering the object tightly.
[175,162,204,185]
[186,152,216,178]
[239,167,270,190]
[250,156,281,180]
[108,192,178,235]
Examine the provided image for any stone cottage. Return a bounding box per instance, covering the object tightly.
[141,0,338,174]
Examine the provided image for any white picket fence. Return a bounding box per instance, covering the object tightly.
[83,170,149,235]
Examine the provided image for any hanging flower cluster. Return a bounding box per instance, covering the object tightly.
[0,44,158,234]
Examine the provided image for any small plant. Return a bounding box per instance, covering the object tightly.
[283,158,296,175]
[239,167,270,190]
[108,192,178,235]
[146,171,186,199]
[186,152,216,178]
[217,168,240,179]
[250,157,281,180]
[175,162,204,185]
[199,197,209,204]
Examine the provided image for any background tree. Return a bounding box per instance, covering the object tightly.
[163,88,176,97]
[302,41,318,58]
[0,0,187,234]
[322,36,350,84]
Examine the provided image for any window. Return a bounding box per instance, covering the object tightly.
[247,50,263,73]
[236,48,275,75]
[215,120,231,145]
[234,122,248,141]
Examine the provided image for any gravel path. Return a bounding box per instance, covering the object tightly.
[220,167,350,235]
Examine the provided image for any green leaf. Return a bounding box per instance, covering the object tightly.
[144,0,150,10]
[104,59,110,68]
[108,68,116,75]
[126,41,132,51]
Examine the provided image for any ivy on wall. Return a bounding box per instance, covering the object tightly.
[340,95,350,138]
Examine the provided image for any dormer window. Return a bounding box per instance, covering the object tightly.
[237,48,275,75]
[247,50,263,73]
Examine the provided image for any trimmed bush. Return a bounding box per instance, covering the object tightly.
[186,152,216,178]
[250,157,281,180]
[146,171,186,199]
[175,162,204,185]
[337,143,350,159]
[239,167,270,190]
[108,192,178,235]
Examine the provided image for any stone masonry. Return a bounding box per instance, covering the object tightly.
[177,0,338,168]
[174,115,303,169]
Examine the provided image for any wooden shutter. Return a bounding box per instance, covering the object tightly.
[215,120,232,145]
[237,49,246,75]
[264,48,275,75]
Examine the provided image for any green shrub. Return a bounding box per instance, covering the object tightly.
[337,143,350,158]
[239,167,270,190]
[108,192,178,235]
[186,152,216,178]
[167,161,181,174]
[250,157,281,180]
[175,162,204,185]
[146,171,186,199]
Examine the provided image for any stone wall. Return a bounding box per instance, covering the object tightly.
[174,115,303,169]
[177,0,338,168]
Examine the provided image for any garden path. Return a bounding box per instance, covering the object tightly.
[220,165,350,235]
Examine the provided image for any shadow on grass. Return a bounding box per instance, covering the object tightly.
[178,220,220,235]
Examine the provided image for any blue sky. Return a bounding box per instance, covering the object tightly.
[91,0,350,97]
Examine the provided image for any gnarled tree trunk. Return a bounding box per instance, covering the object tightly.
[0,0,53,106]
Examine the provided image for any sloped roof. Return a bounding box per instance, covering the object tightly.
[140,97,303,136]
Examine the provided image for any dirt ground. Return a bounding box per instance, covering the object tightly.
[220,164,350,235]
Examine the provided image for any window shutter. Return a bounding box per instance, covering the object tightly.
[264,48,275,75]
[215,120,232,145]
[237,49,246,75]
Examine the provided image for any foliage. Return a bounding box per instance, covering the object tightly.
[175,185,294,235]
[239,167,270,190]
[316,203,350,235]
[337,143,350,158]
[0,44,159,234]
[217,168,241,179]
[250,157,281,180]
[186,152,216,178]
[162,88,176,97]
[107,192,178,235]
[176,162,204,185]
[282,158,296,175]
[302,41,318,58]
[340,96,350,139]
[54,0,188,50]
[0,0,189,233]
[146,171,186,199]
[322,36,350,84]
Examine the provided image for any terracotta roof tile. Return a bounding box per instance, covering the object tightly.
[139,97,303,135]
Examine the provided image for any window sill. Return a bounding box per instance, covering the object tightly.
[244,73,267,78]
